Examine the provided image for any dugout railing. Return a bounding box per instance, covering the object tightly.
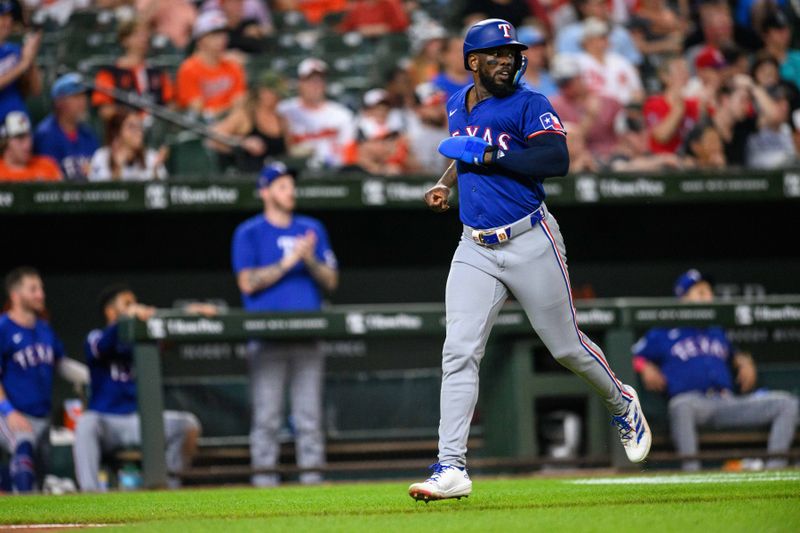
[119,296,800,488]
[1,168,799,214]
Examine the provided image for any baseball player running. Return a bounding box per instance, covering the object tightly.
[0,267,88,493]
[74,285,201,491]
[408,19,651,502]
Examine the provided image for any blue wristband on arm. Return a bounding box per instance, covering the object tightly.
[0,400,13,417]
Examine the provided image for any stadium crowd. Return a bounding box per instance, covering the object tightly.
[0,0,798,179]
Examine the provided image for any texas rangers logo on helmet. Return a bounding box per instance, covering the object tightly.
[497,23,512,38]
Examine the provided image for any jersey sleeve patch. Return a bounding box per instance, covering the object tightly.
[538,112,566,134]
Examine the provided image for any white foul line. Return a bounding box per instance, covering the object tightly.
[568,472,800,485]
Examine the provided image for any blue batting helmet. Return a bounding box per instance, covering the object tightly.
[462,18,528,70]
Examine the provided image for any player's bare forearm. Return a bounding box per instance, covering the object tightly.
[239,263,288,294]
[306,259,338,292]
[438,161,457,188]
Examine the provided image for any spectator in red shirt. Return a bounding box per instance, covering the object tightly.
[337,0,408,36]
[643,56,702,154]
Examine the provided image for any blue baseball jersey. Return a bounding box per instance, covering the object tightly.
[84,324,137,415]
[0,42,28,121]
[231,214,337,312]
[0,314,65,417]
[33,114,99,181]
[633,327,736,398]
[446,83,566,229]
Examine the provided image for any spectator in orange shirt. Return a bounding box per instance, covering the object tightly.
[0,112,62,182]
[92,19,174,123]
[643,56,702,154]
[176,10,247,118]
[337,0,409,37]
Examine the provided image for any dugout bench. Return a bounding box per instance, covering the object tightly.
[119,296,800,488]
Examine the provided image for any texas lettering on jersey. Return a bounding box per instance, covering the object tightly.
[669,334,729,362]
[451,127,512,150]
[12,343,55,370]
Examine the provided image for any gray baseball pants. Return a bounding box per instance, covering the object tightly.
[0,413,50,490]
[248,341,325,487]
[0,414,49,454]
[438,206,633,467]
[73,409,201,491]
[669,390,799,471]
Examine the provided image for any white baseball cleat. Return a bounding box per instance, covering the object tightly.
[408,463,472,502]
[612,385,652,463]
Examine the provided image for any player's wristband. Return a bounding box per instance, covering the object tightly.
[632,356,648,374]
[0,400,14,417]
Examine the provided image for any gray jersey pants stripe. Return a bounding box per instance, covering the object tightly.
[539,217,632,402]
[438,209,630,467]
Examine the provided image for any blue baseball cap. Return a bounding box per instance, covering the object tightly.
[257,162,294,189]
[674,269,712,298]
[51,73,87,99]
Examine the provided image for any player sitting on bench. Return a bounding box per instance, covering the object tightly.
[74,285,202,491]
[632,269,799,471]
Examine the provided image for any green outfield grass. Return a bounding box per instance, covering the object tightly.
[0,471,798,532]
